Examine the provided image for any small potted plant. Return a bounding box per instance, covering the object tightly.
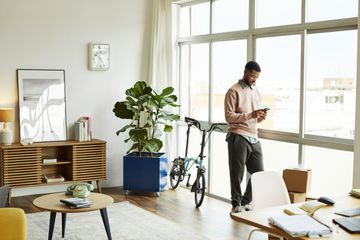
[113,81,179,194]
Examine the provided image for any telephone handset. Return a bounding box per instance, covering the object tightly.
[67,183,94,198]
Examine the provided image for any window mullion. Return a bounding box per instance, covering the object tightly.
[299,29,306,166]
[248,0,256,61]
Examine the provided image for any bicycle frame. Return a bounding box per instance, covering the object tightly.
[170,117,227,207]
[184,121,207,164]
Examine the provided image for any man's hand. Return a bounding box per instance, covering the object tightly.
[251,109,267,122]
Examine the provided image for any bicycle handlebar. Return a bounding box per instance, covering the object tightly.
[185,117,227,133]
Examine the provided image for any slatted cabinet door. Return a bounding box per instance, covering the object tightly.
[72,143,106,181]
[3,147,42,186]
[0,139,106,200]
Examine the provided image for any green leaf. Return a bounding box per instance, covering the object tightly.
[116,124,135,135]
[151,94,162,104]
[161,87,174,96]
[147,98,158,109]
[163,95,177,103]
[167,102,180,107]
[126,96,136,103]
[113,101,135,119]
[143,138,163,153]
[164,125,173,132]
[138,94,150,102]
[143,86,152,95]
[158,112,180,121]
[125,81,151,99]
[129,128,148,142]
[127,143,139,154]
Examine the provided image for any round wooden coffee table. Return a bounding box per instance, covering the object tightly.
[33,192,114,240]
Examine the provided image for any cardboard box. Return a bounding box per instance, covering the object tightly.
[283,168,312,193]
[288,191,307,203]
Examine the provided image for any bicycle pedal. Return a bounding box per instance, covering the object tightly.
[186,174,191,186]
[190,184,196,192]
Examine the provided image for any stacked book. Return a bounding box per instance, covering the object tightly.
[74,116,92,141]
[42,173,65,183]
[43,158,57,164]
[350,189,360,198]
[284,201,327,216]
[60,197,92,208]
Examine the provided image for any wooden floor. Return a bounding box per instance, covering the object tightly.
[11,186,265,240]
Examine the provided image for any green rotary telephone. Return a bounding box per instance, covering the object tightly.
[67,183,94,198]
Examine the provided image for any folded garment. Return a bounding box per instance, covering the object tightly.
[268,214,332,238]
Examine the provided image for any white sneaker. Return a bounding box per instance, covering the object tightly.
[230,205,244,214]
[241,203,253,211]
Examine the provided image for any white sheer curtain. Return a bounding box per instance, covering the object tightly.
[148,0,174,161]
[149,0,172,89]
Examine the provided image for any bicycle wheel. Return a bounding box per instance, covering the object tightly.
[169,159,183,189]
[194,169,206,208]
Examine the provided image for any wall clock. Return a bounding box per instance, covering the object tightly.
[88,43,110,71]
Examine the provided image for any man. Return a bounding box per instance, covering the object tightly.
[224,61,267,214]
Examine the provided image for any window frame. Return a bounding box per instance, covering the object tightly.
[173,0,359,196]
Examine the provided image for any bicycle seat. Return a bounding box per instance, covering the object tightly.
[185,117,201,129]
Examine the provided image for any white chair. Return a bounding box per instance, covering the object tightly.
[248,171,291,240]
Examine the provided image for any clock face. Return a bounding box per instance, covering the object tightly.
[88,43,110,70]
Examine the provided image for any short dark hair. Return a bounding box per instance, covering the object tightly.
[245,61,261,72]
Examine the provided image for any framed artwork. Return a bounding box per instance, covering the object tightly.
[88,42,110,71]
[17,69,67,142]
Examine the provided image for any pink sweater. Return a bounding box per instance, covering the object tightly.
[224,80,261,138]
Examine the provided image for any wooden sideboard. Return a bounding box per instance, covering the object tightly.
[0,139,106,202]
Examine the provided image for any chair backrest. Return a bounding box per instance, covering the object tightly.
[251,171,290,210]
[0,185,9,208]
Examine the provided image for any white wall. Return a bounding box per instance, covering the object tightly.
[0,0,154,195]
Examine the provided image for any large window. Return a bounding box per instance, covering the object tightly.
[261,139,299,171]
[180,43,210,121]
[174,0,358,200]
[212,0,248,33]
[256,35,301,132]
[305,30,357,139]
[255,0,301,28]
[304,146,353,196]
[212,40,247,122]
[307,0,358,22]
[210,132,231,198]
[180,2,210,36]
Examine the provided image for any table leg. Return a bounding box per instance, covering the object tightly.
[100,208,112,240]
[96,180,102,193]
[48,212,56,240]
[62,212,67,238]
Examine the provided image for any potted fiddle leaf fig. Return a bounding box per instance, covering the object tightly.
[113,81,180,195]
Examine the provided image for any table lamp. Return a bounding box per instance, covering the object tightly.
[0,108,14,145]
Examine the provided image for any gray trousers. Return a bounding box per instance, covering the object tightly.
[226,132,264,207]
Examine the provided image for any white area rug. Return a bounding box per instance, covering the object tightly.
[27,201,208,240]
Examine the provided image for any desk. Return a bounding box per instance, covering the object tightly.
[231,195,360,240]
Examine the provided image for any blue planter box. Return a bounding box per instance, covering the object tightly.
[123,152,168,193]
